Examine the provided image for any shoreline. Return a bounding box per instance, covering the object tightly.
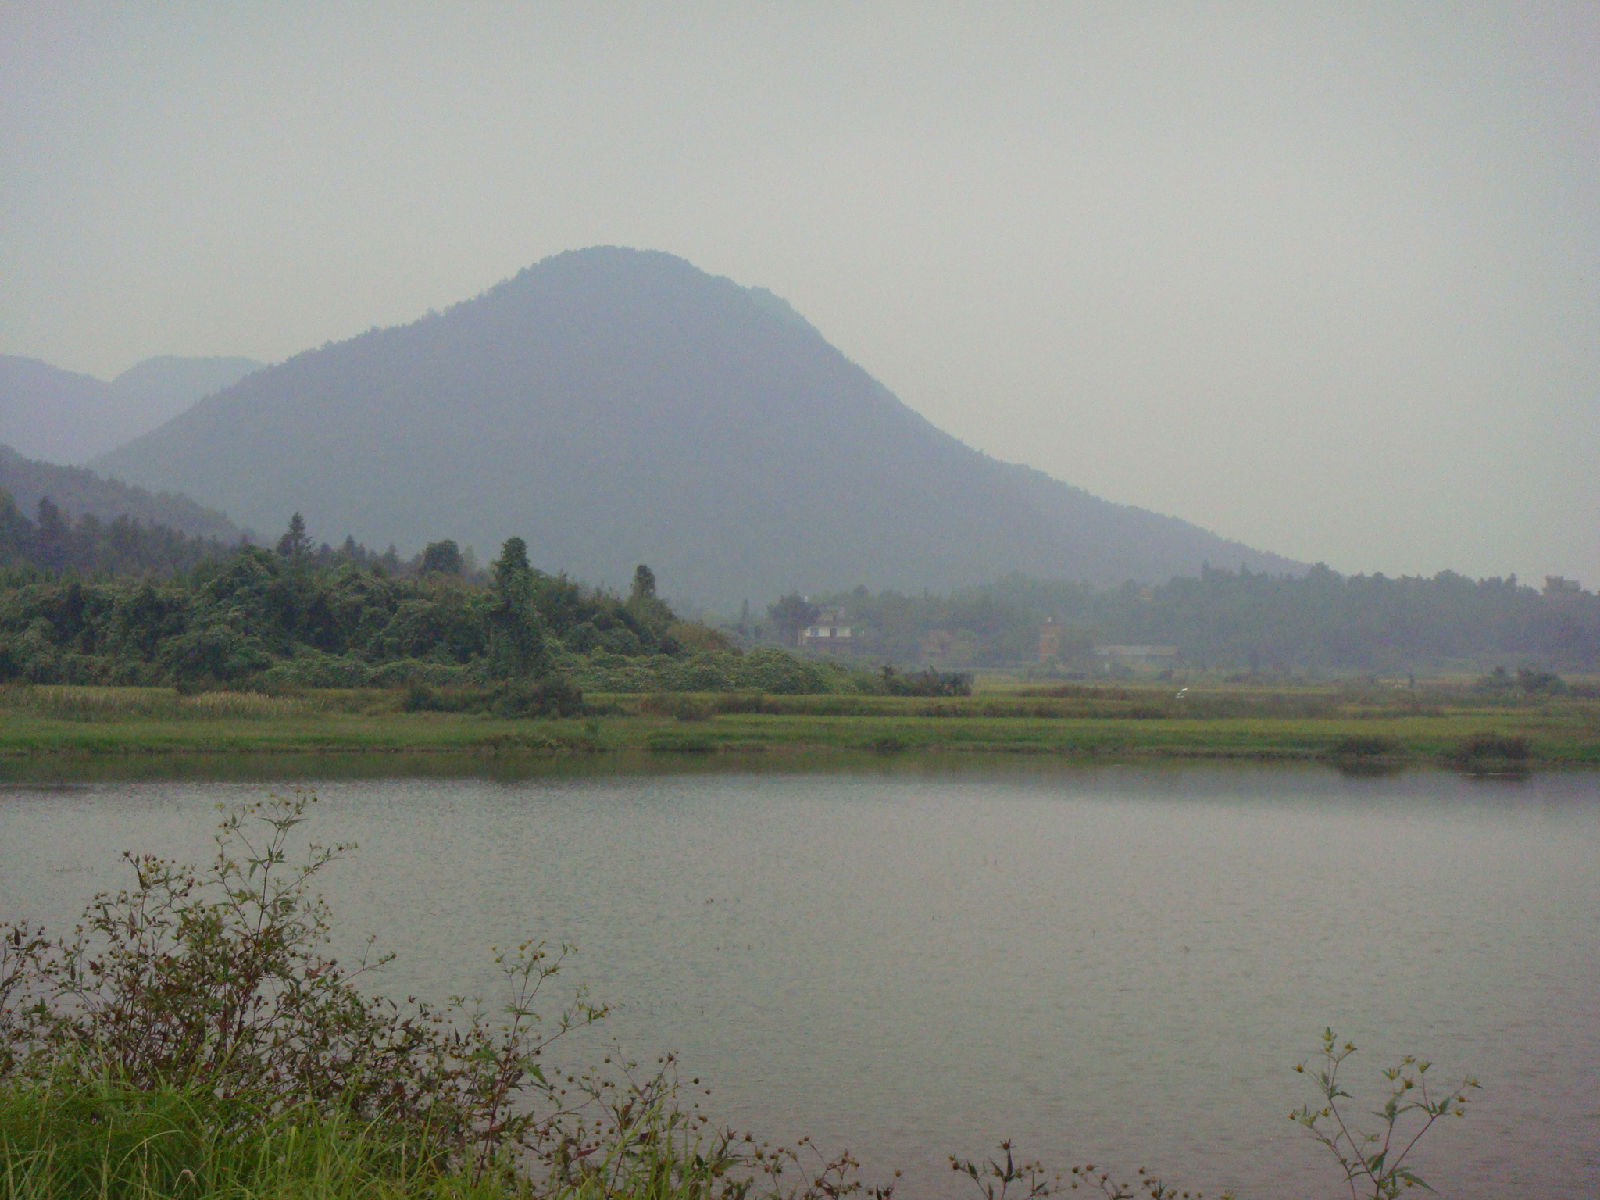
[3,682,1593,781]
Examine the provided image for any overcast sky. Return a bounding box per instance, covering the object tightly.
[3,3,1596,586]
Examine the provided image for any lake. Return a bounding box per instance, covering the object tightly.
[2,760,1596,1197]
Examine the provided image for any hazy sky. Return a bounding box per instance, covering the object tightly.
[4,3,1597,586]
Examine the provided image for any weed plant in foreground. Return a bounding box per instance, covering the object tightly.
[1292,1030,1479,1200]
[0,793,1478,1199]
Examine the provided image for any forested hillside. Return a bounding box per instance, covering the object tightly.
[1,446,243,543]
[0,487,235,578]
[94,247,1302,605]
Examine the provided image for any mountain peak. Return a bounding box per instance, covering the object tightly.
[1,353,262,464]
[93,251,1300,605]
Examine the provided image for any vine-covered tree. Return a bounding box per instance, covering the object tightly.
[486,537,547,678]
[630,564,656,603]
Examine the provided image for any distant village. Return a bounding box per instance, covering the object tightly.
[769,569,1593,675]
[793,605,1177,675]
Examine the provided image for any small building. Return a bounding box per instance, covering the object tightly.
[800,621,854,646]
[1544,576,1582,596]
[800,607,859,654]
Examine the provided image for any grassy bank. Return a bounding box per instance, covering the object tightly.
[1,679,1595,776]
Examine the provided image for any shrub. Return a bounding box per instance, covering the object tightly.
[1330,735,1402,758]
[1474,665,1566,696]
[491,675,585,718]
[0,793,610,1181]
[399,676,586,717]
[1450,731,1531,766]
[875,666,973,697]
[403,681,445,711]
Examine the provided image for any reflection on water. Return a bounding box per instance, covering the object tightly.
[1,763,1595,1199]
[0,747,1044,785]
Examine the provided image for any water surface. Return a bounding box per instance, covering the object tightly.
[3,762,1595,1198]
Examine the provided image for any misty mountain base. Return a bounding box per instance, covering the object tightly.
[0,793,1477,1200]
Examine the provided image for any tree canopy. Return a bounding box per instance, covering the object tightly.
[0,518,704,692]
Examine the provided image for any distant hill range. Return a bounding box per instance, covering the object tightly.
[93,248,1302,606]
[0,444,244,543]
[0,354,262,464]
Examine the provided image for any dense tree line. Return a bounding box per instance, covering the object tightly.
[0,502,730,692]
[796,564,1600,673]
[0,499,889,698]
[9,486,1591,683]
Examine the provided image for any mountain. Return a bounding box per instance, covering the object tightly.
[0,354,262,464]
[108,356,265,442]
[94,247,1302,606]
[0,358,107,464]
[0,444,243,543]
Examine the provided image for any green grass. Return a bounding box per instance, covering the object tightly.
[0,1079,824,1200]
[0,1081,530,1200]
[1,680,1596,776]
